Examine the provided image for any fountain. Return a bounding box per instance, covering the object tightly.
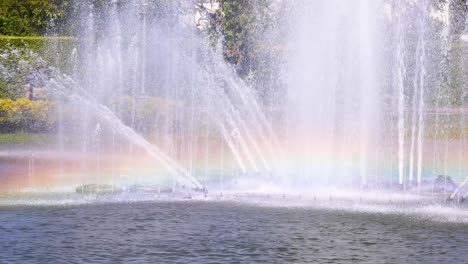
[0,0,281,195]
[0,0,467,202]
[3,2,468,263]
[270,0,467,197]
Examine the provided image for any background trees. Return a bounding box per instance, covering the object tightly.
[0,0,76,36]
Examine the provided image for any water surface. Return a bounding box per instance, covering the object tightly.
[1,201,467,263]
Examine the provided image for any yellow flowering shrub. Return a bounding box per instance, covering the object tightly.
[0,98,56,132]
[0,98,14,122]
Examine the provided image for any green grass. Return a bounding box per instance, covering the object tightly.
[0,35,75,41]
[0,133,54,145]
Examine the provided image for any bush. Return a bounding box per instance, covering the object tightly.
[0,0,74,36]
[0,36,76,72]
[0,132,53,145]
[113,96,177,134]
[0,97,56,133]
[0,37,76,99]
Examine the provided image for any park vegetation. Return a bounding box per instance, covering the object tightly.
[0,0,467,137]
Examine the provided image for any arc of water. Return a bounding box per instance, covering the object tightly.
[183,43,285,174]
[205,86,260,172]
[46,74,203,190]
[449,177,468,200]
[218,123,247,173]
[221,105,259,172]
[192,57,271,173]
[212,57,285,171]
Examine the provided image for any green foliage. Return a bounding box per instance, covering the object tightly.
[449,0,468,35]
[0,0,73,36]
[113,96,177,134]
[0,42,47,99]
[0,132,53,145]
[425,113,468,139]
[220,1,245,61]
[432,0,468,34]
[0,98,56,133]
[212,0,285,110]
[215,0,273,73]
[0,37,76,99]
[219,0,253,64]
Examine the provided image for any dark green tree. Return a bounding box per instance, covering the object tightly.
[0,0,74,36]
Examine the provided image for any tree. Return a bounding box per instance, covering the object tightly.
[433,0,467,36]
[0,0,75,36]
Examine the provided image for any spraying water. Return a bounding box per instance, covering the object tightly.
[0,0,467,198]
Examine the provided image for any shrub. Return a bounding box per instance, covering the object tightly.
[113,96,178,134]
[0,37,76,99]
[0,97,56,132]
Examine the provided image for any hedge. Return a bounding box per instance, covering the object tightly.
[0,97,56,133]
[0,36,76,99]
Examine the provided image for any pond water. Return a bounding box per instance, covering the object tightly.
[1,199,467,263]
